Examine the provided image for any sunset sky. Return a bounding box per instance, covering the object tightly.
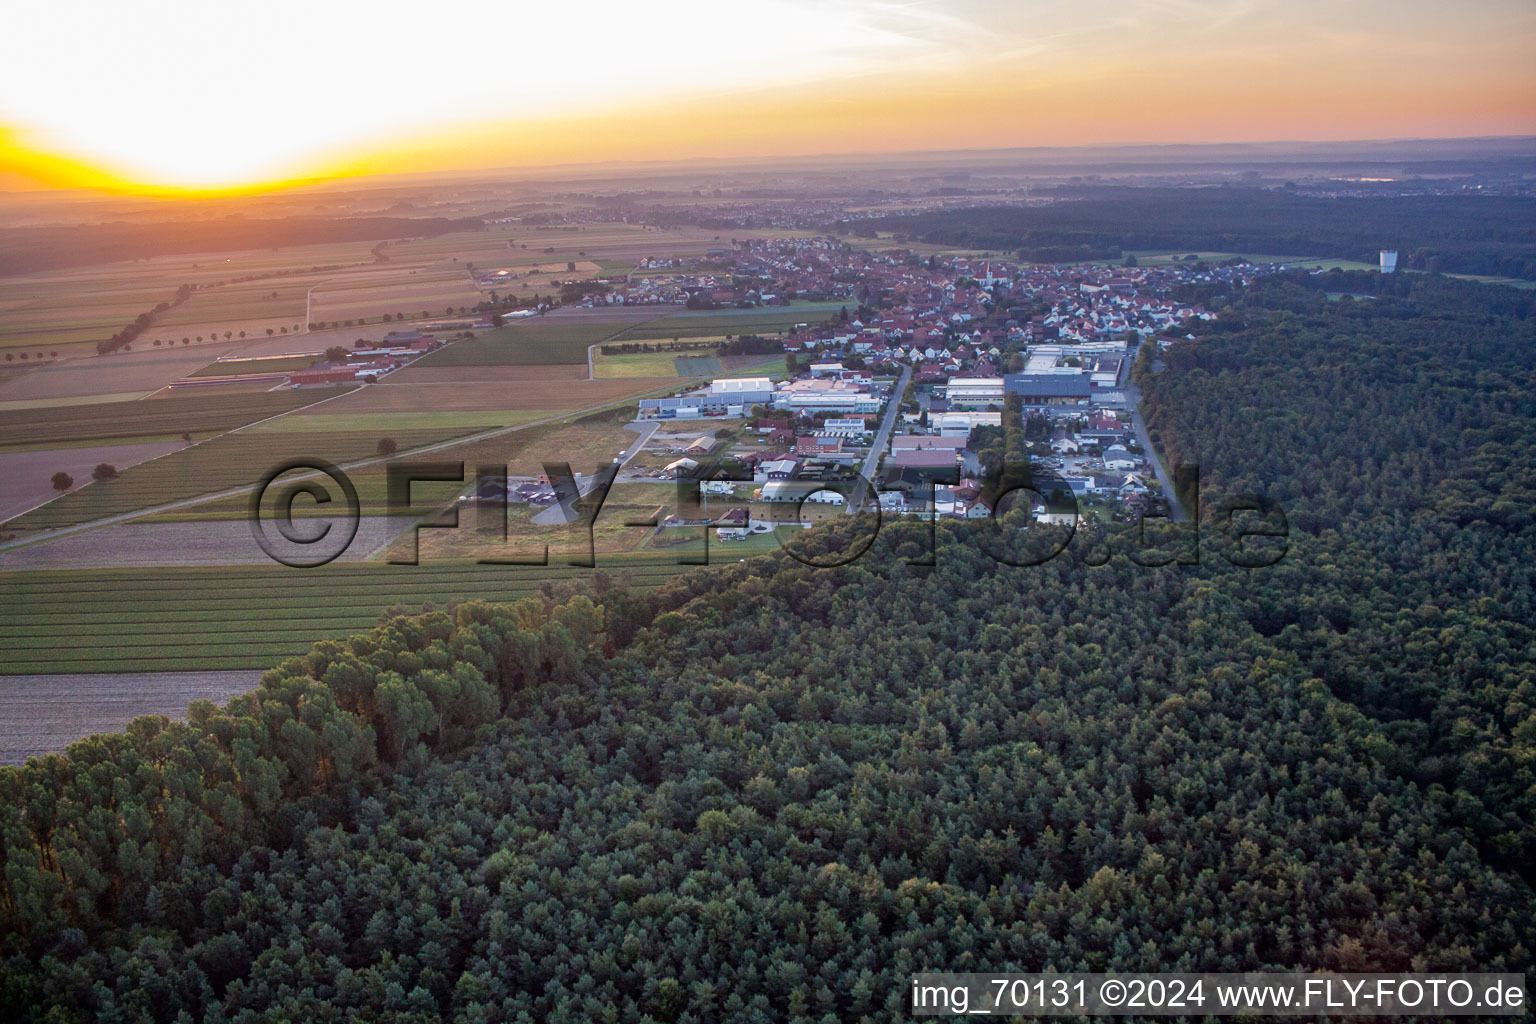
[2,0,1533,192]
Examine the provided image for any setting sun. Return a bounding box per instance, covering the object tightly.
[3,0,1533,192]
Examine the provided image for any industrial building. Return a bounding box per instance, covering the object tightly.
[640,377,775,418]
[707,377,775,405]
[1003,373,1093,406]
[773,378,881,413]
[943,376,1006,408]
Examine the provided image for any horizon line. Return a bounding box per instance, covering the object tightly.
[3,133,1533,201]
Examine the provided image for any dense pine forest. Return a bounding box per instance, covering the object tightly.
[2,271,1533,1021]
[839,190,1536,280]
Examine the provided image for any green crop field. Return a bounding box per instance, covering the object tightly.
[673,355,722,376]
[409,319,632,367]
[592,349,689,378]
[0,555,702,673]
[0,388,342,447]
[188,355,318,377]
[8,427,475,531]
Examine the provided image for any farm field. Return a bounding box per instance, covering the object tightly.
[673,355,722,376]
[0,387,336,447]
[148,278,313,340]
[386,363,588,384]
[385,224,743,267]
[251,409,555,433]
[409,319,629,367]
[0,348,221,401]
[0,440,188,523]
[719,354,789,376]
[136,408,646,522]
[0,516,417,570]
[299,378,672,417]
[0,555,702,673]
[589,348,784,380]
[0,222,780,359]
[188,354,318,377]
[0,391,153,412]
[5,426,473,531]
[308,266,485,323]
[0,670,263,764]
[593,349,694,378]
[0,238,382,356]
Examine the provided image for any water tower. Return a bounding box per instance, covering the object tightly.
[1380,250,1398,274]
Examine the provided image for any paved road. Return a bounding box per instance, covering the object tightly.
[1122,345,1187,522]
[847,363,911,514]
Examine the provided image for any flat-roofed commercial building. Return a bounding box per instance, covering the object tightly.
[638,395,707,418]
[708,377,775,406]
[935,411,1000,434]
[888,448,962,470]
[774,378,881,413]
[641,377,776,418]
[891,435,968,452]
[1003,373,1092,406]
[943,376,1006,408]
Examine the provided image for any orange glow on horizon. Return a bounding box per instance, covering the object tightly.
[3,1,1533,195]
[0,128,342,197]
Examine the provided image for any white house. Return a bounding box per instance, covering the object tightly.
[1103,445,1137,470]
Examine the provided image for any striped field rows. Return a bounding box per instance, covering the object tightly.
[0,556,699,673]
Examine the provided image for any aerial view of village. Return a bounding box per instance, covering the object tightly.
[0,167,1510,749]
[0,197,1316,738]
[2,0,1534,1019]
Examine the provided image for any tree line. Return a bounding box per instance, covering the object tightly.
[840,189,1536,280]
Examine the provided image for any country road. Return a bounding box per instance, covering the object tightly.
[1122,345,1187,522]
[847,363,910,514]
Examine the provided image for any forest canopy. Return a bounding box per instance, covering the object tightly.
[1,271,1533,1022]
[838,189,1536,281]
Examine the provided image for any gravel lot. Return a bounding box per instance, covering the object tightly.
[0,670,261,763]
[0,441,188,523]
